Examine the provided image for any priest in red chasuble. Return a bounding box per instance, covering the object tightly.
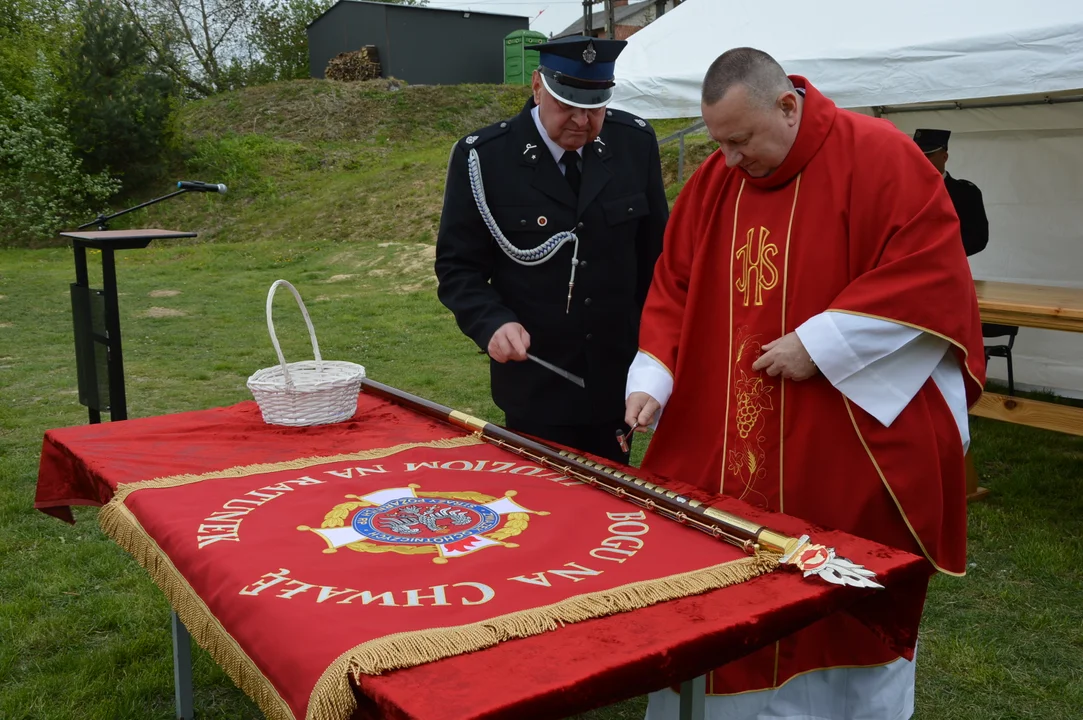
[625,48,986,720]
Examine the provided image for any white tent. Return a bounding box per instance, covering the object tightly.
[611,0,1083,397]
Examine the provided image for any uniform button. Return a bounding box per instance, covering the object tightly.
[579,260,588,268]
[627,207,634,214]
[584,297,592,306]
[500,122,507,128]
[577,221,584,229]
[520,219,526,226]
[585,333,593,341]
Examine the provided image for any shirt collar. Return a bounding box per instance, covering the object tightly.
[531,105,582,165]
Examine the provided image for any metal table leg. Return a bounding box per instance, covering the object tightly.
[171,611,194,720]
[678,675,706,720]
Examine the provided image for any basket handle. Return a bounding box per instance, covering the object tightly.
[265,279,322,389]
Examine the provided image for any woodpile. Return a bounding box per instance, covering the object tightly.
[325,46,382,82]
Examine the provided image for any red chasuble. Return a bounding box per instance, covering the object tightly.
[638,77,986,694]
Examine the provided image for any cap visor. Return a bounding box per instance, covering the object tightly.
[540,74,612,109]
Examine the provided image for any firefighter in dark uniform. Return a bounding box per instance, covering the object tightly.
[435,36,668,464]
[914,128,1017,371]
[913,128,989,256]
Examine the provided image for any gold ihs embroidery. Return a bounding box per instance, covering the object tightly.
[735,226,779,306]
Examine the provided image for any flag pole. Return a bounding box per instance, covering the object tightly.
[360,378,883,589]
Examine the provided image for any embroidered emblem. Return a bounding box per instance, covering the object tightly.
[301,486,546,564]
[734,368,774,440]
[594,136,606,145]
[725,328,774,507]
[635,118,646,127]
[465,135,478,145]
[523,142,538,155]
[582,41,597,64]
[537,216,548,227]
[735,226,779,307]
[530,153,538,161]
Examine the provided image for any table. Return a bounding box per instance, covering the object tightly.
[36,392,928,720]
[975,280,1083,334]
[967,281,1083,499]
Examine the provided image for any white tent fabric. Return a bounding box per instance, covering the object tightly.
[887,104,1083,397]
[610,0,1083,397]
[611,0,1083,118]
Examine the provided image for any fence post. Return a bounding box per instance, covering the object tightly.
[678,135,686,185]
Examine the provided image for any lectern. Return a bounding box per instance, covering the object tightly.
[61,228,196,423]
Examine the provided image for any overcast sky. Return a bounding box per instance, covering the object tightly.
[419,0,599,39]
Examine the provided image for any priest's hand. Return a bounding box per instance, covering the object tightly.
[488,322,531,363]
[626,392,661,429]
[752,332,818,381]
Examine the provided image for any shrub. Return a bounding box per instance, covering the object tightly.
[0,61,120,244]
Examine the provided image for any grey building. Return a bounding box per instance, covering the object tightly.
[555,0,682,40]
[307,1,529,84]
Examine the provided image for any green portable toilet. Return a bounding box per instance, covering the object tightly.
[504,30,547,85]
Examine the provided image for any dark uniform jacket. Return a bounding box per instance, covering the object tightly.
[435,98,668,425]
[945,172,988,256]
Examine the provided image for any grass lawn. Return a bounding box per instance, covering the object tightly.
[1,81,1081,719]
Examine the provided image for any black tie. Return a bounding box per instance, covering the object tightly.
[561,150,581,196]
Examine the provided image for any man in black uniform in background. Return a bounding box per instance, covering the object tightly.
[435,37,668,464]
[913,128,989,256]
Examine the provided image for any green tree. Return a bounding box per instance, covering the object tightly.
[118,0,259,97]
[249,0,333,82]
[0,0,73,99]
[62,0,178,188]
[0,60,120,244]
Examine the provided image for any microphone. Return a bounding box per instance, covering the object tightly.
[177,180,227,194]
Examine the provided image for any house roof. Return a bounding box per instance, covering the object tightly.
[555,1,654,38]
[308,0,528,30]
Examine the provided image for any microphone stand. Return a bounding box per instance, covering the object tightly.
[78,188,191,231]
[64,184,206,424]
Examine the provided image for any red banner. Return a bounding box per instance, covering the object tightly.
[102,431,775,720]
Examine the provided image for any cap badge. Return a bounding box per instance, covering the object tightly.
[582,41,597,64]
[537,216,548,227]
[635,118,646,127]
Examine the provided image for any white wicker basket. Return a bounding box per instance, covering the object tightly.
[246,279,365,426]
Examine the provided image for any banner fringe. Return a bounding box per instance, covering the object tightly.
[352,552,778,675]
[305,654,357,720]
[112,436,483,502]
[304,552,780,719]
[99,501,298,720]
[99,435,781,720]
